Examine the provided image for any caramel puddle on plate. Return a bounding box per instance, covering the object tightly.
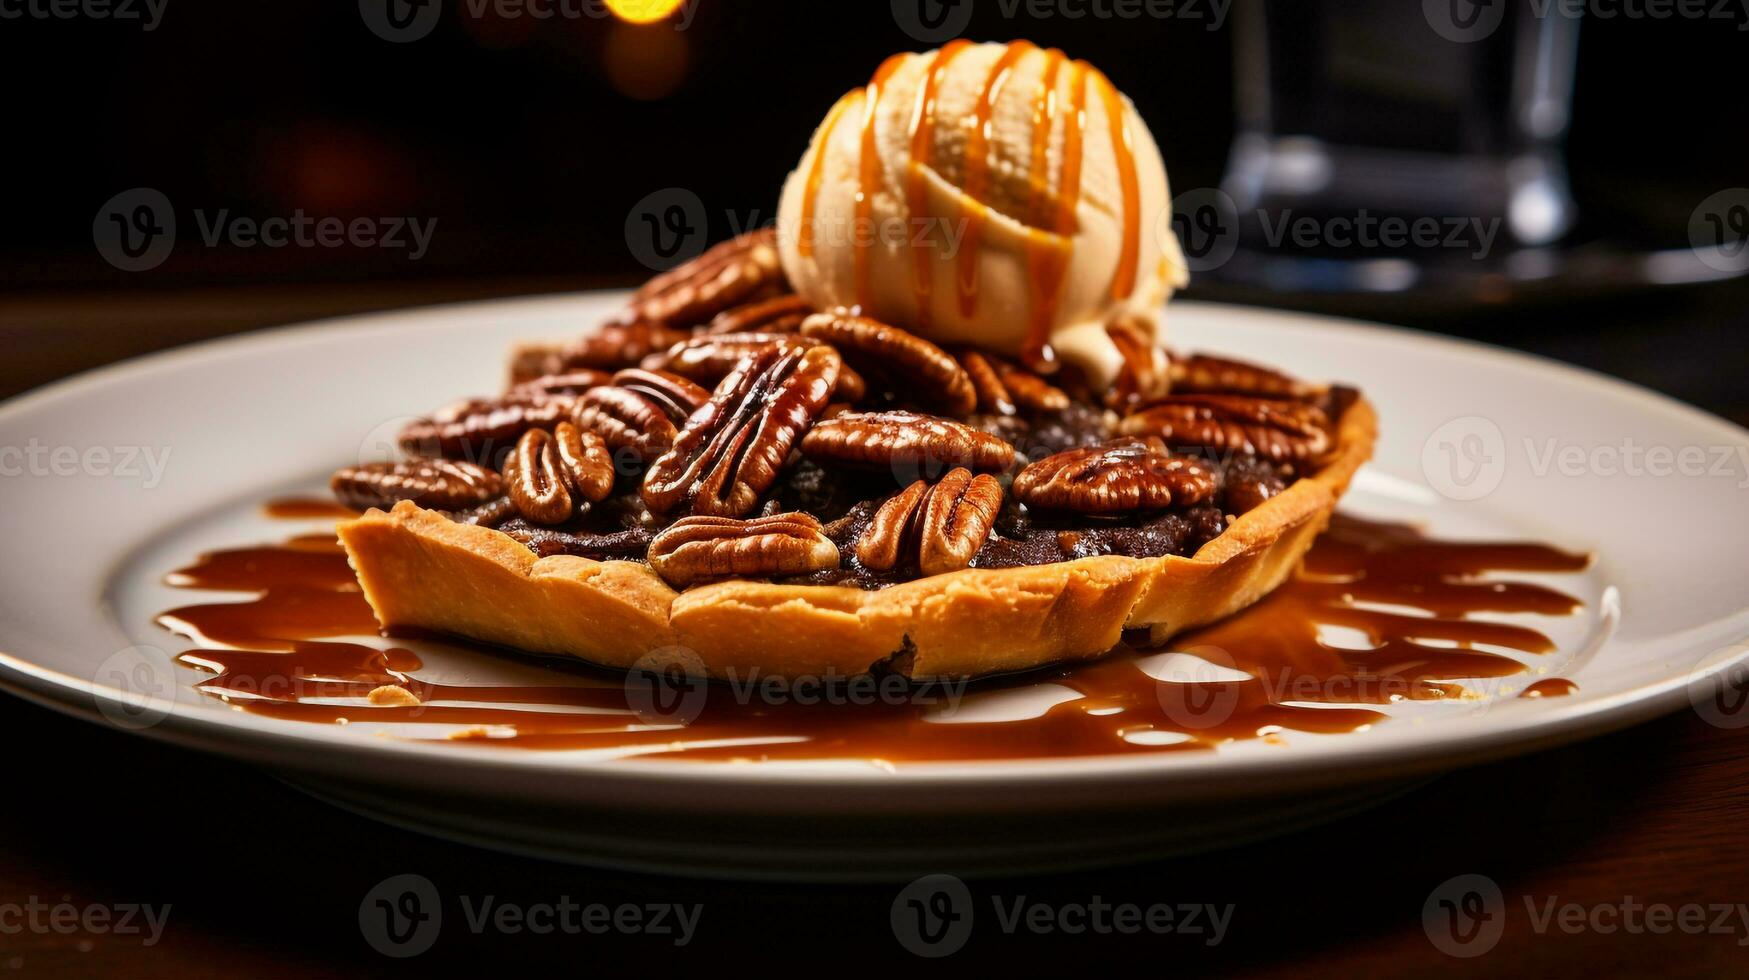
[156,502,1590,763]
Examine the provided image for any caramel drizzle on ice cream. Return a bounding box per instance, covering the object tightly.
[853,53,907,308]
[798,93,855,261]
[905,39,972,329]
[1092,67,1142,301]
[1025,52,1086,373]
[954,40,1036,321]
[829,43,1143,370]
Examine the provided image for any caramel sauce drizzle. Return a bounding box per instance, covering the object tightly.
[904,39,972,330]
[1090,67,1142,301]
[852,54,907,309]
[797,92,856,261]
[1021,48,1072,373]
[261,497,359,520]
[1520,677,1579,699]
[953,40,1036,321]
[155,507,1590,765]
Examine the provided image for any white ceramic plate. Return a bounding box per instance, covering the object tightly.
[3,295,1746,879]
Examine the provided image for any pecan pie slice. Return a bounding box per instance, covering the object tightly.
[337,306,1378,682]
[336,246,1375,681]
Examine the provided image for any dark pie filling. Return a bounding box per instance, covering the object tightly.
[467,399,1310,590]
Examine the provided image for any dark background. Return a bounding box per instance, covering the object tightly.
[4,0,1747,419]
[3,2,1749,976]
[5,0,1746,288]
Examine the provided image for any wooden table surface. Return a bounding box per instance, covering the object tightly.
[3,282,1747,978]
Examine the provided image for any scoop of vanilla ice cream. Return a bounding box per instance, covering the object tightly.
[776,42,1187,386]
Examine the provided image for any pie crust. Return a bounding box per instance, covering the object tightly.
[335,397,1376,680]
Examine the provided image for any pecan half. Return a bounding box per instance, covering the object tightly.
[572,368,710,465]
[642,332,805,384]
[1119,395,1330,464]
[1012,439,1217,513]
[957,349,1015,416]
[502,422,615,525]
[799,312,976,416]
[507,369,614,399]
[331,459,504,512]
[626,228,788,330]
[706,294,812,335]
[642,344,841,516]
[800,410,1016,478]
[611,368,712,422]
[507,341,566,387]
[520,320,693,378]
[1169,352,1316,401]
[649,331,866,402]
[647,512,840,588]
[855,469,1003,576]
[399,392,575,462]
[991,357,1069,413]
[1106,317,1170,409]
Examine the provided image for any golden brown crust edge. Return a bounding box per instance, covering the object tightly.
[337,399,1377,680]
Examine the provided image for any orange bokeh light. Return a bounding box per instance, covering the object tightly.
[604,0,687,24]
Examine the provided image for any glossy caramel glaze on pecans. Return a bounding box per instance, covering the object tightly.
[1012,438,1218,514]
[641,343,841,517]
[571,369,709,466]
[502,423,615,526]
[504,427,575,525]
[799,311,977,416]
[1120,394,1331,464]
[647,512,840,588]
[1169,352,1317,401]
[705,294,813,335]
[957,349,1016,416]
[647,331,868,403]
[1105,316,1170,409]
[505,369,614,400]
[541,320,692,375]
[331,459,503,512]
[799,410,1017,476]
[626,228,788,330]
[641,332,807,383]
[854,468,1003,576]
[398,392,575,462]
[992,356,1070,412]
[552,422,614,503]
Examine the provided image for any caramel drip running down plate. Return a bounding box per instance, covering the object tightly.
[2,294,1744,878]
